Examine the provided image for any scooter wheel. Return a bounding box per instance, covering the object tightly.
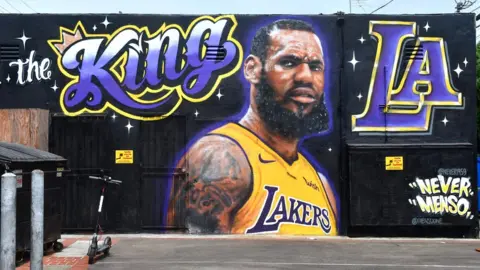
[104,237,112,247]
[87,245,96,264]
[53,241,64,252]
[103,237,112,255]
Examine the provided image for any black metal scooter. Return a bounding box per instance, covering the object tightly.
[86,173,122,264]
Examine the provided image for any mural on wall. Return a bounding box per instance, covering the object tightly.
[46,15,243,121]
[166,18,339,235]
[344,14,476,230]
[0,15,338,235]
[349,20,465,135]
[0,13,475,234]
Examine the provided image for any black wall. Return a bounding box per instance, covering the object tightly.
[342,14,477,237]
[0,13,476,236]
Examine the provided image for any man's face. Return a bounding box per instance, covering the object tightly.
[254,28,329,139]
[263,29,325,116]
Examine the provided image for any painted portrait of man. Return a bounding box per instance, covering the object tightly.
[166,18,339,235]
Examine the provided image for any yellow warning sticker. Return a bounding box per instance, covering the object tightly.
[386,156,403,170]
[115,150,134,164]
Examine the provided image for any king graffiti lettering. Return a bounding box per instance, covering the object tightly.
[48,15,242,120]
[351,21,463,132]
[246,186,332,234]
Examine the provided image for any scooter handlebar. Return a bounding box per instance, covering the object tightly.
[110,179,122,184]
[88,176,122,185]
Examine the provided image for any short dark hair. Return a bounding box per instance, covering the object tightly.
[250,19,315,63]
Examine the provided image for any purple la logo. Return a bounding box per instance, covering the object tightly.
[351,21,463,133]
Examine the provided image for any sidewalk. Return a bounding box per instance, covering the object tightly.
[14,233,480,269]
[87,234,480,270]
[15,236,120,270]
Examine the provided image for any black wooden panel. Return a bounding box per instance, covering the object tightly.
[139,115,187,168]
[139,115,187,229]
[140,172,184,229]
[349,144,477,226]
[49,115,116,230]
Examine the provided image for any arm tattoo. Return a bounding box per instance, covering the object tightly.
[167,135,252,233]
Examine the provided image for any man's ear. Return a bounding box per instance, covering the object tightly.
[244,55,262,84]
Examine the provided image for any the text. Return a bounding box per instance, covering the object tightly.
[9,51,52,85]
[47,15,243,121]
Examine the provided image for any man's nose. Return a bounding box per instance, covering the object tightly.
[294,63,313,84]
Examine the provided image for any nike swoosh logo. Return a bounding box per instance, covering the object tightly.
[258,153,275,164]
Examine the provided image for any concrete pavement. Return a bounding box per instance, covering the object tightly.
[16,237,94,270]
[84,235,480,270]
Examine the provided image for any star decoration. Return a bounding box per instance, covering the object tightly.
[6,75,10,82]
[93,24,97,32]
[348,51,360,71]
[111,113,117,121]
[463,57,468,67]
[358,35,365,44]
[423,22,430,32]
[357,93,363,100]
[453,64,463,78]
[125,120,133,133]
[194,110,199,117]
[51,81,58,92]
[441,116,448,126]
[216,89,224,100]
[16,30,31,49]
[101,16,112,29]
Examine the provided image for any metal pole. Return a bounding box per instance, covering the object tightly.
[31,169,44,270]
[1,172,17,270]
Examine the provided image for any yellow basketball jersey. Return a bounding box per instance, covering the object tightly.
[208,122,338,236]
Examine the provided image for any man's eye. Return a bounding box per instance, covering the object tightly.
[280,60,296,68]
[310,64,323,71]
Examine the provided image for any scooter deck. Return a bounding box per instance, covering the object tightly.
[96,245,110,252]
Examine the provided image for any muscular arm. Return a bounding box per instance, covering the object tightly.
[166,135,253,233]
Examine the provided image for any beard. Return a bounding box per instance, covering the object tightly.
[254,75,330,140]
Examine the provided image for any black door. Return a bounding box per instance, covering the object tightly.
[138,115,187,231]
[49,114,115,231]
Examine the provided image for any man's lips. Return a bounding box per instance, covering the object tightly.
[288,87,317,104]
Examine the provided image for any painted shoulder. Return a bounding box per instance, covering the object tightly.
[316,171,338,219]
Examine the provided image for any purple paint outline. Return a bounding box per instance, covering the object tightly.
[162,15,338,231]
[299,148,341,232]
